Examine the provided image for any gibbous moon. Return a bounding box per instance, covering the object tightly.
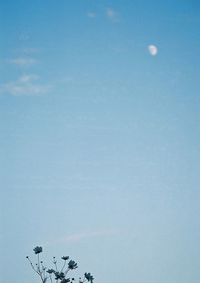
[148,45,158,56]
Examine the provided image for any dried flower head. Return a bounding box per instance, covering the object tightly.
[84,273,94,283]
[62,256,69,261]
[68,260,78,270]
[33,246,43,254]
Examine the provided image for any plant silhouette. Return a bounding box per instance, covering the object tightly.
[26,246,94,283]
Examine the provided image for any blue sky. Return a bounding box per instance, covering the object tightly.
[1,0,200,282]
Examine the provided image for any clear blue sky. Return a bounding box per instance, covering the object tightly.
[1,0,200,282]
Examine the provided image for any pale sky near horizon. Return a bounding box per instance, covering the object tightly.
[1,1,200,282]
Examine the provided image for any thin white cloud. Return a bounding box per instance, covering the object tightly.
[21,47,40,54]
[8,57,38,67]
[45,229,117,246]
[148,44,158,56]
[19,74,39,83]
[87,12,96,18]
[106,8,119,22]
[63,230,115,243]
[0,74,51,96]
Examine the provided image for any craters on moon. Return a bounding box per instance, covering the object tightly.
[148,44,158,56]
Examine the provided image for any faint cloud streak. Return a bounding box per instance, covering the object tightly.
[0,74,51,96]
[106,8,120,22]
[8,57,38,67]
[45,229,117,246]
[22,47,41,54]
[87,12,96,18]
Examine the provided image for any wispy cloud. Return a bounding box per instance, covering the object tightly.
[148,44,158,56]
[21,47,40,54]
[87,12,96,18]
[63,230,116,243]
[0,74,51,96]
[106,8,120,22]
[8,57,38,67]
[45,229,117,246]
[19,74,39,82]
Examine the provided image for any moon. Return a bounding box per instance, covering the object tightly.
[148,45,158,56]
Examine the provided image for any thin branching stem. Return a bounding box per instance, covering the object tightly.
[61,260,67,272]
[38,254,41,273]
[53,258,58,272]
[27,257,40,275]
[65,267,70,276]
